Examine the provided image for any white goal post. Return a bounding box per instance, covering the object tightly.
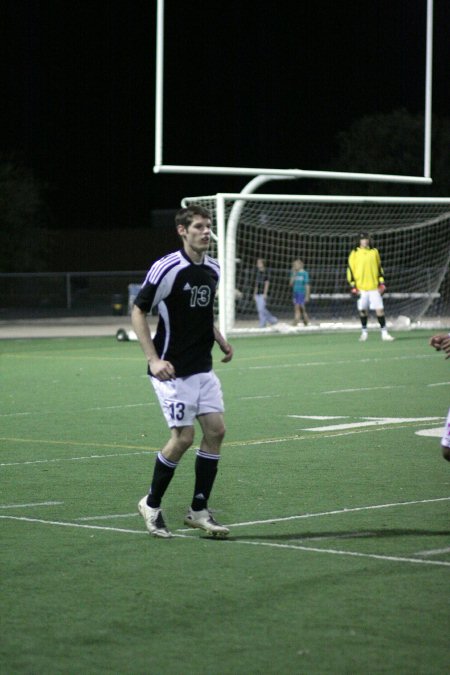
[181,194,450,337]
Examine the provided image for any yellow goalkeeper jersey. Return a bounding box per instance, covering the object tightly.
[347,247,385,291]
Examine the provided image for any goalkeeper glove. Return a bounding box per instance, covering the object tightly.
[378,283,386,295]
[350,286,359,298]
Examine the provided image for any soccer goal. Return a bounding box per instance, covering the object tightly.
[181,194,450,337]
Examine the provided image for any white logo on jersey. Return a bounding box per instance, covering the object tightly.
[183,283,192,291]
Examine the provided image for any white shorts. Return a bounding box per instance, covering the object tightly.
[150,371,224,428]
[357,289,384,312]
[442,408,450,449]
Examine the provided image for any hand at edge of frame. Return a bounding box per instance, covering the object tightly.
[429,334,450,358]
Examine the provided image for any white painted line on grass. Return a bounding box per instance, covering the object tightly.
[287,415,349,420]
[0,402,154,418]
[228,421,444,448]
[0,515,189,538]
[415,547,450,557]
[0,449,155,467]
[81,496,450,530]
[247,354,432,371]
[415,427,444,438]
[239,395,281,400]
[2,515,449,567]
[216,496,450,529]
[0,501,64,509]
[427,382,450,387]
[233,539,450,567]
[301,417,442,433]
[76,513,137,521]
[323,385,402,395]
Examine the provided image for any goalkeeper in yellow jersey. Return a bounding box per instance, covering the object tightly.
[347,233,395,342]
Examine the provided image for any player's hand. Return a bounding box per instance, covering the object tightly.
[430,334,450,358]
[378,283,386,295]
[149,358,176,380]
[219,341,233,363]
[350,286,359,298]
[429,334,444,350]
[442,337,450,358]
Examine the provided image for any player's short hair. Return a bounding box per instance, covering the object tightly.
[175,204,211,229]
[354,232,373,249]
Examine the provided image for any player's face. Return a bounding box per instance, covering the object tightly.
[360,237,369,248]
[179,216,212,258]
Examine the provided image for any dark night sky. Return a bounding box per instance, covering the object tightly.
[3,0,449,230]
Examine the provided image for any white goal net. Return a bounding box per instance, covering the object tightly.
[181,194,450,336]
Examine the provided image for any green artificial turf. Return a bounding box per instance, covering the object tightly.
[1,331,449,673]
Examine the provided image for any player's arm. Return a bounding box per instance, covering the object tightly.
[263,279,270,297]
[213,326,233,363]
[305,283,311,302]
[347,252,359,296]
[131,304,175,380]
[376,249,386,293]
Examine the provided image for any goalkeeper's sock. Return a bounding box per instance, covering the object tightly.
[377,315,386,329]
[360,315,368,329]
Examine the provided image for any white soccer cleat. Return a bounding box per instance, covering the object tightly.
[381,332,395,341]
[359,332,368,342]
[184,508,230,537]
[138,497,172,538]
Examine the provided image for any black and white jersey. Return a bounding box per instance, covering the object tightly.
[134,249,220,377]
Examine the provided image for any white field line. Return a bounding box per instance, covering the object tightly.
[2,497,449,566]
[238,395,282,400]
[1,515,449,568]
[323,385,403,395]
[427,382,450,387]
[0,402,154,418]
[1,420,442,467]
[228,421,444,448]
[287,415,349,420]
[301,417,442,433]
[76,512,137,521]
[181,496,450,530]
[0,449,156,467]
[415,547,450,557]
[246,354,432,371]
[76,496,450,528]
[0,515,188,539]
[0,501,63,509]
[232,540,450,567]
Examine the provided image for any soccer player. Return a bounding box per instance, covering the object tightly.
[254,258,278,328]
[131,204,233,538]
[429,332,450,461]
[290,259,310,326]
[347,232,395,342]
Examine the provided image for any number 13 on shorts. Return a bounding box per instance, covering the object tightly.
[168,401,185,421]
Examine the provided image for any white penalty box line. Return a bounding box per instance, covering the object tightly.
[1,497,449,567]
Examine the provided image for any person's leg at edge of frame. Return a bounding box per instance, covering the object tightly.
[442,408,450,462]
